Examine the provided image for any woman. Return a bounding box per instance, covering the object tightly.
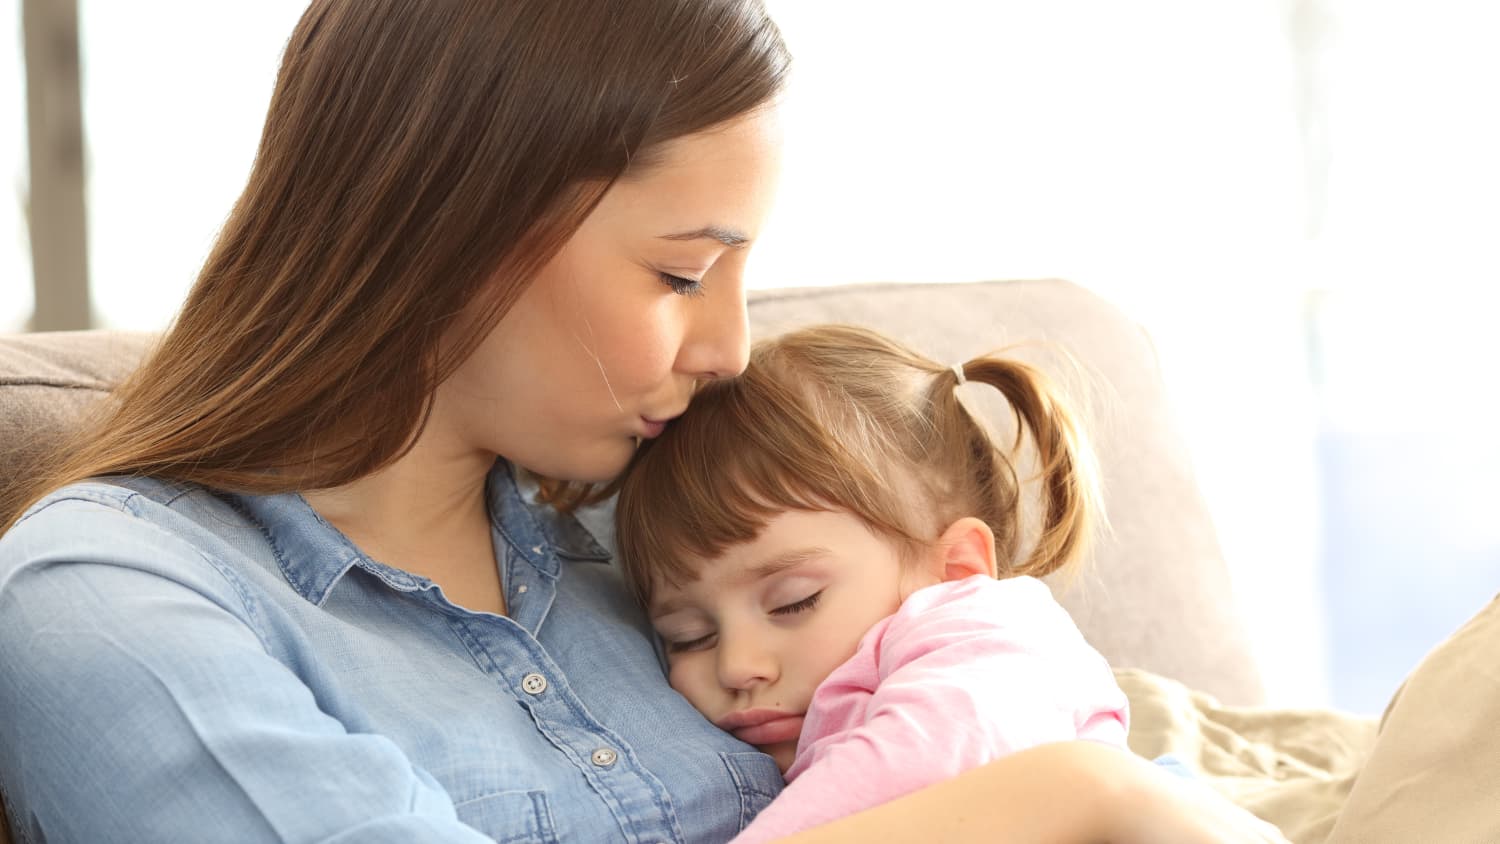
[0,1,1285,841]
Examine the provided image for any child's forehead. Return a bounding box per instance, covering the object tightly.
[650,508,915,600]
[647,543,834,611]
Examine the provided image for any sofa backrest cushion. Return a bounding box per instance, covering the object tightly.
[0,330,155,494]
[0,279,1263,704]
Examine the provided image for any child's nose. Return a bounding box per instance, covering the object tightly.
[716,633,778,691]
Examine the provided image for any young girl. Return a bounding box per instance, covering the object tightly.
[616,324,1146,842]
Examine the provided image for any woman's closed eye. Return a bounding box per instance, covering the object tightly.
[771,590,822,617]
[660,271,705,297]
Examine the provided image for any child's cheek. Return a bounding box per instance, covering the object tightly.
[666,660,714,717]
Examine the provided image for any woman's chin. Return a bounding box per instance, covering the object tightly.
[516,442,635,486]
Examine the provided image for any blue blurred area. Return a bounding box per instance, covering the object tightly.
[1317,430,1500,715]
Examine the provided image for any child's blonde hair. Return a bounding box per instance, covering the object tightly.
[615,324,1102,606]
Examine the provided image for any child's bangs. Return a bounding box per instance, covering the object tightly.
[616,368,871,604]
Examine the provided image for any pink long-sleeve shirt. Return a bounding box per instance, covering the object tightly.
[731,574,1129,844]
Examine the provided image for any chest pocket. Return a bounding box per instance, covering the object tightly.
[454,788,558,843]
[720,751,784,832]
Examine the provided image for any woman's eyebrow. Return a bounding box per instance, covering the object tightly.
[658,225,750,248]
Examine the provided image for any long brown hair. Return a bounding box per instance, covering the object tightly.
[614,324,1104,606]
[3,0,789,531]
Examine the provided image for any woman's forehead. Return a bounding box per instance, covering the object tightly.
[600,108,784,236]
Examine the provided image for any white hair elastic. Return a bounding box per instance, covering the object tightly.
[951,363,967,385]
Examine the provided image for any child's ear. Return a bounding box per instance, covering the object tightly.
[932,517,998,582]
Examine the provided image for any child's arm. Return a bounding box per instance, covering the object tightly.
[734,576,1127,843]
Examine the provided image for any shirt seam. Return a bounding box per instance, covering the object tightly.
[16,490,275,655]
[117,493,276,653]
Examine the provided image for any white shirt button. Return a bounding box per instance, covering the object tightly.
[521,673,548,695]
[516,585,528,594]
[591,747,618,767]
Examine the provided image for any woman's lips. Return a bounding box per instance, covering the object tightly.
[717,709,806,746]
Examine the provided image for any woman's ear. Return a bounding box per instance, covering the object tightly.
[933,517,998,582]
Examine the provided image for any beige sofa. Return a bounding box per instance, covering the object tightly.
[0,278,1271,839]
[7,278,1499,843]
[0,279,1265,701]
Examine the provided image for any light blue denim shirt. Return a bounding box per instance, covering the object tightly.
[0,462,782,843]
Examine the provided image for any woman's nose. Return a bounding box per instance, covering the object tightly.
[716,631,778,691]
[680,282,751,381]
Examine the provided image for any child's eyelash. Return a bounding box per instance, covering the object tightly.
[667,633,715,654]
[660,272,705,297]
[662,590,824,653]
[771,590,823,616]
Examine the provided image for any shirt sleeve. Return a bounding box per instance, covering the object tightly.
[0,498,493,844]
[732,576,1128,844]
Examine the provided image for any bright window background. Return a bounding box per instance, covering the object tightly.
[5,1,1498,712]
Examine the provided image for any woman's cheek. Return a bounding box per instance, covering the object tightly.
[587,328,666,395]
[629,322,683,384]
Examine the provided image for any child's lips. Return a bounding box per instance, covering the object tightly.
[717,708,806,746]
[734,716,804,746]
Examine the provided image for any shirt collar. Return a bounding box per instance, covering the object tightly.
[488,461,612,576]
[226,460,611,607]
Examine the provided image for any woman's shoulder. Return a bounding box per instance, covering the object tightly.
[19,475,224,522]
[12,475,255,549]
[1,476,268,611]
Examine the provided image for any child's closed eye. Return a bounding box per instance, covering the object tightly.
[666,632,717,653]
[771,590,822,616]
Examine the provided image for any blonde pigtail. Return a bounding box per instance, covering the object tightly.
[938,354,1102,580]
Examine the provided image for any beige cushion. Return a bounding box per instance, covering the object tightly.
[1117,667,1375,843]
[1322,592,1500,843]
[0,279,1263,704]
[0,330,156,489]
[1114,594,1500,842]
